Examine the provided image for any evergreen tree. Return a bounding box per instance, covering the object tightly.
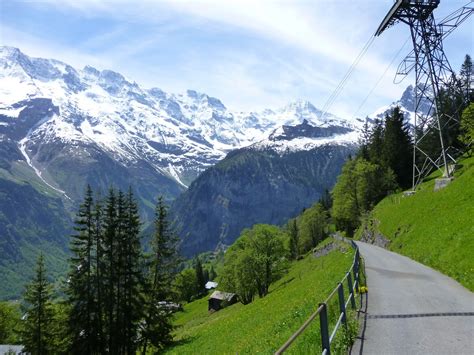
[114,190,127,353]
[368,119,384,165]
[382,107,413,188]
[203,268,210,283]
[120,188,143,354]
[209,265,217,281]
[68,186,146,354]
[68,185,100,354]
[357,119,371,160]
[460,54,473,102]
[141,196,179,353]
[151,196,180,300]
[21,254,54,355]
[288,219,299,260]
[103,187,119,354]
[194,257,206,296]
[318,189,333,211]
[92,194,105,354]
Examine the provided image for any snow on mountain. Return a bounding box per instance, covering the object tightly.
[369,85,428,125]
[252,118,359,154]
[0,46,360,189]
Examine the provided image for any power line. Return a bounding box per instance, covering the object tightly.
[352,36,411,119]
[320,35,375,120]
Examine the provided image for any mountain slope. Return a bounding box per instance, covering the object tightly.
[0,135,71,299]
[172,121,356,256]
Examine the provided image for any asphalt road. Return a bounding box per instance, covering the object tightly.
[351,241,474,355]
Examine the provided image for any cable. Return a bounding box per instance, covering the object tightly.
[320,35,375,120]
[320,36,374,117]
[352,36,410,119]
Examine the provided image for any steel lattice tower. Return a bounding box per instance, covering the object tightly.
[375,0,473,189]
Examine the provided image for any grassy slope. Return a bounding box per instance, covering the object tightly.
[165,240,354,354]
[365,156,474,290]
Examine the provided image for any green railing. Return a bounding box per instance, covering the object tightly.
[275,241,363,355]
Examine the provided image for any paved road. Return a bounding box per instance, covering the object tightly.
[351,242,474,355]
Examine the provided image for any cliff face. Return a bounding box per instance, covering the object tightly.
[172,144,356,256]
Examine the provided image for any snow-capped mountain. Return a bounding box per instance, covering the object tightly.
[369,84,431,124]
[0,46,360,198]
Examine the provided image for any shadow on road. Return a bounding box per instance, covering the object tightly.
[350,291,368,355]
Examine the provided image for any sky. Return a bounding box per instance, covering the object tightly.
[0,0,473,119]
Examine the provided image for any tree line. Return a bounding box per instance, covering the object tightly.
[14,186,180,354]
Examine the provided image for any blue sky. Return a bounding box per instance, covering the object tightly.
[1,0,472,118]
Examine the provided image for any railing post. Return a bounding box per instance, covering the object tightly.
[319,303,330,355]
[347,273,356,309]
[337,283,347,326]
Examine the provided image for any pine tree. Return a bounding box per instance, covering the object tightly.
[92,194,105,354]
[368,119,384,165]
[21,254,54,355]
[460,54,473,102]
[68,186,146,354]
[68,185,100,354]
[141,196,179,353]
[121,188,144,354]
[357,119,371,160]
[114,190,127,353]
[382,107,413,188]
[209,265,217,281]
[319,189,333,211]
[288,219,299,260]
[194,257,206,296]
[103,187,119,354]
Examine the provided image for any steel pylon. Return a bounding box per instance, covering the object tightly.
[375,0,473,189]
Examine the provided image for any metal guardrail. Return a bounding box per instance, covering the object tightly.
[275,240,363,355]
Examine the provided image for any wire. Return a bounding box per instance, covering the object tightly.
[320,36,374,118]
[352,36,411,119]
[320,35,376,120]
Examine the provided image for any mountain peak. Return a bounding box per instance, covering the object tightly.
[284,99,318,113]
[99,69,126,85]
[185,89,226,110]
[83,65,100,76]
[0,46,22,59]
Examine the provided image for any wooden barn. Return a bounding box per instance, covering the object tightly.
[208,291,237,312]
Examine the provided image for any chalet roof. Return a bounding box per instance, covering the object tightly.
[205,281,218,289]
[209,290,236,301]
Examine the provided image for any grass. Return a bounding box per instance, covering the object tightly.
[359,155,474,291]
[165,239,356,354]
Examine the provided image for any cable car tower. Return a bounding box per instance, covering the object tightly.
[375,0,473,189]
